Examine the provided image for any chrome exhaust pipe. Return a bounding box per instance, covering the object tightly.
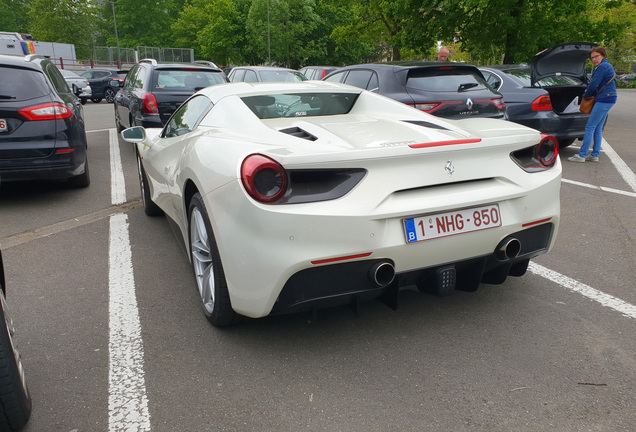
[368,262,396,287]
[496,238,521,260]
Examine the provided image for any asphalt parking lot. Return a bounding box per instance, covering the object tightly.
[1,91,635,432]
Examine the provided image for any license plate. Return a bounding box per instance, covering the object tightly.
[404,204,502,243]
[0,118,7,132]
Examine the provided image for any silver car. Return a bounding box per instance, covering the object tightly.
[60,69,92,105]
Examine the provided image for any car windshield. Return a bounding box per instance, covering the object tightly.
[0,67,50,101]
[503,69,583,87]
[154,69,227,92]
[259,70,307,82]
[60,69,81,78]
[406,68,488,92]
[241,92,359,119]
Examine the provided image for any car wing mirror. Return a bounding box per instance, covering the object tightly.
[121,126,152,147]
[72,83,81,97]
[109,79,120,87]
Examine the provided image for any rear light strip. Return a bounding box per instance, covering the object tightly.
[18,103,73,121]
[311,252,373,265]
[522,218,552,228]
[409,138,482,149]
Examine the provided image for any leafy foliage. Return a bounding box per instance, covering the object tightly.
[7,0,636,71]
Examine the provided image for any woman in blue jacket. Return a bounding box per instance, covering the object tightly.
[568,47,617,162]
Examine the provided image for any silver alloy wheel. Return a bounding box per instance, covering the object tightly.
[105,88,116,103]
[136,155,146,205]
[190,207,215,314]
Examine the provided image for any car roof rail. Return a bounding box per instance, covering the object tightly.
[139,58,158,66]
[193,60,219,68]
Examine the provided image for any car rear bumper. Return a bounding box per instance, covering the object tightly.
[0,145,87,182]
[202,166,561,319]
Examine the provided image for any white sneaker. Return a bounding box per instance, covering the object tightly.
[586,155,599,162]
[568,155,586,163]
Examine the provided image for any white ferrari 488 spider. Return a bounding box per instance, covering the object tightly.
[121,81,561,326]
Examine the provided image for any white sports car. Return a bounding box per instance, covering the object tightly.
[122,81,561,326]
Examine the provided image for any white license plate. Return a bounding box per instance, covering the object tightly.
[404,204,502,243]
[0,118,7,132]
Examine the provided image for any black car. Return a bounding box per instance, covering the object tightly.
[480,42,596,147]
[227,66,307,83]
[113,58,228,130]
[323,62,507,120]
[79,68,128,103]
[299,66,339,80]
[0,245,32,431]
[0,54,90,187]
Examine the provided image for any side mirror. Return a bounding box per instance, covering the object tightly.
[121,126,147,143]
[72,83,81,97]
[109,79,120,88]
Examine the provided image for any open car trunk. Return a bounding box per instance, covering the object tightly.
[531,42,598,115]
[543,85,588,114]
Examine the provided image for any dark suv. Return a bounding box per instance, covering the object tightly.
[113,59,228,130]
[324,62,507,120]
[79,68,128,103]
[0,54,90,187]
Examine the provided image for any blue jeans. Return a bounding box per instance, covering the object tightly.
[578,101,615,158]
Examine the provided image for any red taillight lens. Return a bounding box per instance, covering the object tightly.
[241,154,287,203]
[510,134,559,172]
[491,97,506,110]
[18,103,72,121]
[537,134,559,167]
[531,95,552,111]
[142,94,159,114]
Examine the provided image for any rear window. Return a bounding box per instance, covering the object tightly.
[153,69,227,92]
[503,69,583,87]
[406,67,488,92]
[0,66,50,101]
[241,92,359,119]
[258,70,307,82]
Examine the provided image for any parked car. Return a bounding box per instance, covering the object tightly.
[121,81,561,326]
[323,62,507,120]
[0,245,32,431]
[59,69,91,105]
[113,58,229,130]
[0,54,90,187]
[299,66,339,80]
[227,66,307,83]
[480,42,597,147]
[619,73,635,83]
[79,68,128,103]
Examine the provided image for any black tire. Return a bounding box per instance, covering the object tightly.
[136,152,163,216]
[0,291,32,431]
[68,154,90,188]
[188,193,238,327]
[558,138,575,148]
[104,88,116,104]
[80,98,87,105]
[90,97,102,103]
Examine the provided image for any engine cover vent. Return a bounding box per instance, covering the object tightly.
[279,127,318,141]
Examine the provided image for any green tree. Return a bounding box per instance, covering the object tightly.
[172,0,249,65]
[246,0,322,68]
[107,0,183,48]
[0,0,31,33]
[27,0,98,59]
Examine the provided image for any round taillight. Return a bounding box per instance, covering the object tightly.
[241,154,287,203]
[538,134,559,167]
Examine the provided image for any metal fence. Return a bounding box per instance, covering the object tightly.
[136,46,194,63]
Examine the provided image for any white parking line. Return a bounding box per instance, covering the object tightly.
[108,213,151,431]
[529,262,636,320]
[561,178,636,198]
[110,128,126,205]
[108,130,151,431]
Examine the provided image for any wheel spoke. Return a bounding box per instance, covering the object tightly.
[190,207,215,314]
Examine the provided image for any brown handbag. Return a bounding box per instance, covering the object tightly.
[579,75,615,114]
